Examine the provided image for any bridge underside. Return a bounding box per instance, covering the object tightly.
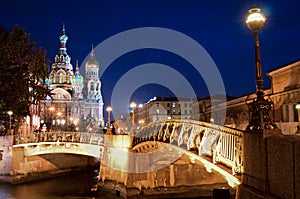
[13,142,104,158]
[132,141,240,187]
[100,141,238,198]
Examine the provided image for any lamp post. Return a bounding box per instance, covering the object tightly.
[296,104,300,128]
[56,111,65,130]
[49,106,55,131]
[130,102,136,132]
[106,106,112,135]
[245,6,276,131]
[7,111,13,133]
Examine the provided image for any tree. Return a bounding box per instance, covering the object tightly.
[0,24,51,135]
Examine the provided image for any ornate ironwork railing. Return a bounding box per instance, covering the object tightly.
[134,119,244,174]
[13,131,104,146]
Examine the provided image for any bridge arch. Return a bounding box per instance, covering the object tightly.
[134,119,244,175]
[14,142,104,158]
[13,132,105,158]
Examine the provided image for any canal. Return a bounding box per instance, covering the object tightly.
[0,169,217,199]
[0,169,121,199]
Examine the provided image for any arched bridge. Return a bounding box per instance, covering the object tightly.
[99,119,243,192]
[13,132,104,158]
[12,119,244,176]
[133,119,244,175]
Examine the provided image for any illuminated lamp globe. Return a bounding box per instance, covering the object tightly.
[246,7,266,31]
[106,106,112,112]
[130,102,137,109]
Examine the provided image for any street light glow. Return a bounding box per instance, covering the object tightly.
[106,106,112,112]
[106,106,112,135]
[130,102,136,132]
[7,110,13,131]
[246,7,266,31]
[246,12,265,23]
[130,102,136,108]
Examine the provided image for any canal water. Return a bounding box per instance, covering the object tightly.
[0,170,215,199]
[0,169,121,199]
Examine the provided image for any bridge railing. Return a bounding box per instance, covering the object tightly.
[13,131,104,146]
[134,119,244,175]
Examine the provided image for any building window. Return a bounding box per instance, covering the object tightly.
[172,103,176,108]
[167,103,170,107]
[59,73,63,83]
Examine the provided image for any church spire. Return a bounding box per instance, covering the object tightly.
[59,23,68,53]
[61,22,65,35]
[90,44,95,60]
[76,59,79,72]
[85,44,99,69]
[52,23,73,72]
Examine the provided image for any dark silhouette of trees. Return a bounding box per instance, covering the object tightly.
[0,24,51,135]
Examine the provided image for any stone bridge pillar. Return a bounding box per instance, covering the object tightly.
[0,135,13,181]
[99,135,134,193]
[237,129,283,199]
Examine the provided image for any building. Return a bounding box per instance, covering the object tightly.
[216,60,300,134]
[115,60,300,135]
[131,97,194,127]
[268,60,300,133]
[40,26,104,132]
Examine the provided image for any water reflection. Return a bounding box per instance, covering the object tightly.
[0,170,119,199]
[0,170,214,199]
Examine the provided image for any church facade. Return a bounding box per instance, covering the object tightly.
[40,26,104,132]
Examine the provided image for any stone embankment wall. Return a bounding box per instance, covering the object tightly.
[0,136,13,181]
[238,130,300,199]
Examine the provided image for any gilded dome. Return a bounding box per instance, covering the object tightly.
[85,47,99,69]
[85,58,99,69]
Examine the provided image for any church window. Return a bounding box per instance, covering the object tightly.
[90,82,95,91]
[59,73,63,83]
[56,73,59,83]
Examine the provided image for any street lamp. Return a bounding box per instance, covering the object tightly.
[296,104,300,127]
[106,106,112,135]
[130,102,136,131]
[7,111,13,132]
[245,6,276,130]
[49,106,55,131]
[56,111,63,129]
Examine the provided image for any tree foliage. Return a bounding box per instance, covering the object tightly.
[0,24,51,135]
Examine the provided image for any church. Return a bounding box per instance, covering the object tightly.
[40,26,104,132]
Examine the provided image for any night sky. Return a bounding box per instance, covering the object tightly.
[1,1,300,110]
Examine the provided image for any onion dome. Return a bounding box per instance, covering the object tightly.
[85,46,99,69]
[59,24,68,51]
[71,60,84,84]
